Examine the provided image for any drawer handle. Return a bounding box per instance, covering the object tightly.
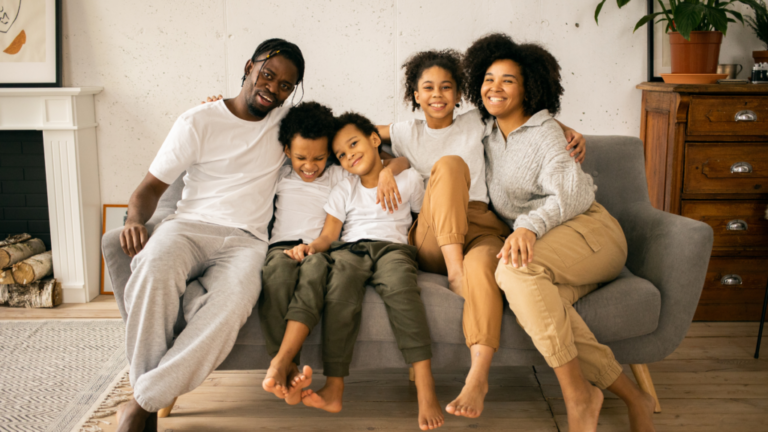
[735,110,757,122]
[730,162,753,174]
[726,219,748,231]
[721,274,743,286]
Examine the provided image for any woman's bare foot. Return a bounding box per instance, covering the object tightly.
[415,369,444,430]
[445,373,488,418]
[262,357,296,399]
[627,391,656,432]
[116,398,153,432]
[284,365,313,405]
[564,385,603,432]
[301,376,344,413]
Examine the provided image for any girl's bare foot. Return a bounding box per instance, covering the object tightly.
[445,374,487,418]
[564,385,603,432]
[284,365,313,405]
[262,357,296,399]
[415,369,444,430]
[301,376,344,413]
[116,398,153,432]
[627,391,656,432]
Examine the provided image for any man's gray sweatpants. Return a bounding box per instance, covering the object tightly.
[124,219,267,412]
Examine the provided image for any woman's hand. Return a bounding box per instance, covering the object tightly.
[498,228,537,268]
[376,166,402,213]
[563,127,586,163]
[201,94,223,104]
[284,244,315,262]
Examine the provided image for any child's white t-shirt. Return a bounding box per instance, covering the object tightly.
[149,100,288,242]
[324,168,425,244]
[270,164,349,245]
[389,109,489,204]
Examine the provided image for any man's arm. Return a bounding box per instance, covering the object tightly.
[377,124,391,143]
[121,173,170,257]
[554,119,586,163]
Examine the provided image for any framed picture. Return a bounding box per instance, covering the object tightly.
[647,0,670,82]
[0,0,62,87]
[101,205,128,295]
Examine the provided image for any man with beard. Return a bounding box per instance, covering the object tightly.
[115,39,304,432]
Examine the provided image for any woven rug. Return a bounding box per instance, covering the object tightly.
[0,320,127,432]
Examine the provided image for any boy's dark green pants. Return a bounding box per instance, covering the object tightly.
[259,240,432,378]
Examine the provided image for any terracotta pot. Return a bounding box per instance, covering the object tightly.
[753,50,768,65]
[669,31,723,74]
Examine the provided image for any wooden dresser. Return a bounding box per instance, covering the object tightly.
[637,82,768,321]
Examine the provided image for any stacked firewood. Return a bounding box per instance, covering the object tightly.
[0,234,61,308]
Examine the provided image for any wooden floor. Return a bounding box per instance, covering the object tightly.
[0,294,122,319]
[3,297,768,431]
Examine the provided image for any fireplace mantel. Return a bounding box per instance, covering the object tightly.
[0,87,104,303]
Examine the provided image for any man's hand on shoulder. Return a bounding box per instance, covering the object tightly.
[201,94,223,105]
[120,222,149,257]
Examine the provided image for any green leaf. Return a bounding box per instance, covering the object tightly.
[725,9,744,24]
[674,2,705,39]
[617,0,632,7]
[704,6,729,33]
[594,0,608,24]
[634,12,663,32]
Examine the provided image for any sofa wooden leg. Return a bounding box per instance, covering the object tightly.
[409,367,415,382]
[630,364,661,413]
[158,397,177,418]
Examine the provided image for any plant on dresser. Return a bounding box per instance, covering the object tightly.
[637,82,768,320]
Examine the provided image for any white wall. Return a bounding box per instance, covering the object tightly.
[62,0,763,204]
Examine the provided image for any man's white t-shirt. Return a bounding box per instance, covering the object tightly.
[324,168,425,244]
[389,109,489,204]
[149,100,288,242]
[270,164,349,245]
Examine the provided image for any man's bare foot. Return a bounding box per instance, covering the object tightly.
[262,357,296,400]
[627,391,656,432]
[415,371,444,430]
[446,373,488,418]
[116,398,153,432]
[284,365,313,405]
[301,376,344,413]
[564,385,603,432]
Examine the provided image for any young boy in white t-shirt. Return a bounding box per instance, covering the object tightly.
[285,112,445,431]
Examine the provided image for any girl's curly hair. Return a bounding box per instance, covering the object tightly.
[402,49,465,112]
[463,33,563,121]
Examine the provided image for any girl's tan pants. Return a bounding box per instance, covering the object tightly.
[409,156,511,350]
[495,202,627,389]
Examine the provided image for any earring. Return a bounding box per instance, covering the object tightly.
[455,103,460,108]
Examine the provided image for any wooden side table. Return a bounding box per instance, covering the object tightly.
[637,82,768,321]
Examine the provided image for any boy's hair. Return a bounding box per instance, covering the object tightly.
[332,112,381,154]
[278,102,335,150]
[402,49,465,112]
[243,38,306,103]
[463,33,563,121]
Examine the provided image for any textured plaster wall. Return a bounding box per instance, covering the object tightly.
[62,1,764,204]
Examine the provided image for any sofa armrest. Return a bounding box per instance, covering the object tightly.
[618,202,714,358]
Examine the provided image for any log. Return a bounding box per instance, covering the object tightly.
[0,278,62,308]
[11,250,52,285]
[0,233,31,248]
[0,269,14,285]
[0,238,45,269]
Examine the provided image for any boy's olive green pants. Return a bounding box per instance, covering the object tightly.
[259,241,432,377]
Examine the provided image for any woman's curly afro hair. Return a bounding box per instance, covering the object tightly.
[401,49,465,112]
[463,33,563,121]
[278,101,335,150]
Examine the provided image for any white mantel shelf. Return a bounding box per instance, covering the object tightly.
[0,87,104,303]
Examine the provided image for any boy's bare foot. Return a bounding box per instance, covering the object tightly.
[627,391,656,432]
[116,398,154,432]
[415,370,444,430]
[284,365,313,405]
[564,385,603,432]
[301,376,344,413]
[262,357,296,400]
[446,373,488,418]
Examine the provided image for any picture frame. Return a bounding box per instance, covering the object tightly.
[0,0,62,87]
[101,205,128,295]
[647,0,670,82]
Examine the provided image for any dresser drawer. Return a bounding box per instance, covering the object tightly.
[681,200,768,252]
[694,257,768,321]
[688,96,768,136]
[684,143,768,194]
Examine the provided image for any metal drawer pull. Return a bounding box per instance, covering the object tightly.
[735,110,757,122]
[730,162,753,174]
[726,219,748,231]
[721,274,743,286]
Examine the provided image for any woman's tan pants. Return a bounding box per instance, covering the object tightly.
[409,156,511,350]
[495,202,627,389]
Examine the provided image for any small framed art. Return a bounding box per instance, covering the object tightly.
[101,205,129,295]
[0,0,62,87]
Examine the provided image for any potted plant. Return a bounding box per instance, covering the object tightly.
[595,0,760,74]
[746,0,768,63]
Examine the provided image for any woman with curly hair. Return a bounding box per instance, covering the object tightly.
[449,33,656,432]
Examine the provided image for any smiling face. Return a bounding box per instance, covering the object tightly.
[481,59,526,120]
[414,66,459,123]
[332,124,381,177]
[285,135,330,182]
[242,53,299,118]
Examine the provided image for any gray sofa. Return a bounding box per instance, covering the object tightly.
[103,135,713,408]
